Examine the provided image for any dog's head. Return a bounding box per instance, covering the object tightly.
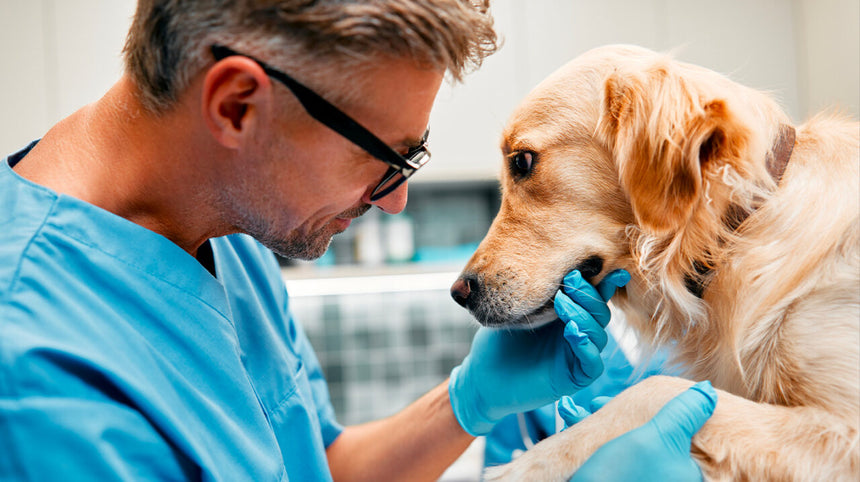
[452,45,782,328]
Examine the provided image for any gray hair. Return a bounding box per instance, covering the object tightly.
[123,0,498,113]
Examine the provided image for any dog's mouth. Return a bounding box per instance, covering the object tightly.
[475,296,558,329]
[515,298,559,328]
[500,255,606,329]
[572,255,605,283]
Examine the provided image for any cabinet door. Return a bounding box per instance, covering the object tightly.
[52,0,136,119]
[425,0,666,184]
[0,1,50,153]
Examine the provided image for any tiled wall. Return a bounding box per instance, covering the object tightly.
[289,287,479,425]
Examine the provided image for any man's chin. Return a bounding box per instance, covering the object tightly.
[259,214,358,261]
[263,233,332,261]
[279,243,330,261]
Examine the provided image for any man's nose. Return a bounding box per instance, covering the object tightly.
[365,181,408,214]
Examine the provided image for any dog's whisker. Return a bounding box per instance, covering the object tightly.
[558,283,604,303]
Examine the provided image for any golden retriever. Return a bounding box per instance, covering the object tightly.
[450,45,859,480]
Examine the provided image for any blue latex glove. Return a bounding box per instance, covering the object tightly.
[562,381,718,482]
[558,395,613,429]
[449,269,630,436]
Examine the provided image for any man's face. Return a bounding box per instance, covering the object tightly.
[219,57,444,260]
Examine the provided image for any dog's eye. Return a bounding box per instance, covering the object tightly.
[509,151,536,178]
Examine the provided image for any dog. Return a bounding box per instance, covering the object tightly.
[450,45,859,480]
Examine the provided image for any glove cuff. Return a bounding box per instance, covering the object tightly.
[448,365,497,436]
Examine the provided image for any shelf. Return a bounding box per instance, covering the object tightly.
[281,262,466,297]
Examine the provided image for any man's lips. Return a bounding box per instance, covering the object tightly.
[332,204,371,231]
[333,216,354,231]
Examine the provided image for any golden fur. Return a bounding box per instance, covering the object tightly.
[455,45,859,480]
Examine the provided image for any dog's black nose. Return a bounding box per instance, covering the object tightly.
[451,275,479,308]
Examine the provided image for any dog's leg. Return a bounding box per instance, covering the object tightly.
[483,376,859,481]
[482,377,675,482]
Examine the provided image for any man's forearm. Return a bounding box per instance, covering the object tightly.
[326,380,475,481]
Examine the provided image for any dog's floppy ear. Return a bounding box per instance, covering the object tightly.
[597,65,749,233]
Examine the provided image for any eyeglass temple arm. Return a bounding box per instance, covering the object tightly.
[211,45,414,172]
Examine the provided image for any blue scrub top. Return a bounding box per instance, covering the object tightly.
[0,142,343,481]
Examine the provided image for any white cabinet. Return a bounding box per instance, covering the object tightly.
[0,0,136,154]
[0,1,51,152]
[423,0,805,183]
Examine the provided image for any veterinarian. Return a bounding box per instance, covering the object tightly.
[0,1,716,480]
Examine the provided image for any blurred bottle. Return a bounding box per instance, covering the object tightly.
[328,228,353,265]
[384,212,415,263]
[354,209,385,266]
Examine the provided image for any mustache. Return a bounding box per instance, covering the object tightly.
[339,204,372,219]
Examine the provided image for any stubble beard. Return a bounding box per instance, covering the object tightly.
[266,229,332,260]
[255,203,372,260]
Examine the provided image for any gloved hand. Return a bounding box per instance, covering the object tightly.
[562,380,718,482]
[449,269,630,436]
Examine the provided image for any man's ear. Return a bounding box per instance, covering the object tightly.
[596,65,750,234]
[201,57,272,149]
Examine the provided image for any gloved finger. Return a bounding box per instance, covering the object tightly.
[564,323,604,384]
[561,271,612,328]
[555,291,608,350]
[648,381,718,453]
[559,396,591,429]
[589,395,613,413]
[594,269,631,303]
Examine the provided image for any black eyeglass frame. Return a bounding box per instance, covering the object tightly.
[211,44,430,201]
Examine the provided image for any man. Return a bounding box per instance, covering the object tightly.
[0,1,715,480]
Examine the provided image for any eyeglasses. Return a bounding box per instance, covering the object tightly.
[211,45,430,201]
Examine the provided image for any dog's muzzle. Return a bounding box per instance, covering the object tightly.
[450,273,558,327]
